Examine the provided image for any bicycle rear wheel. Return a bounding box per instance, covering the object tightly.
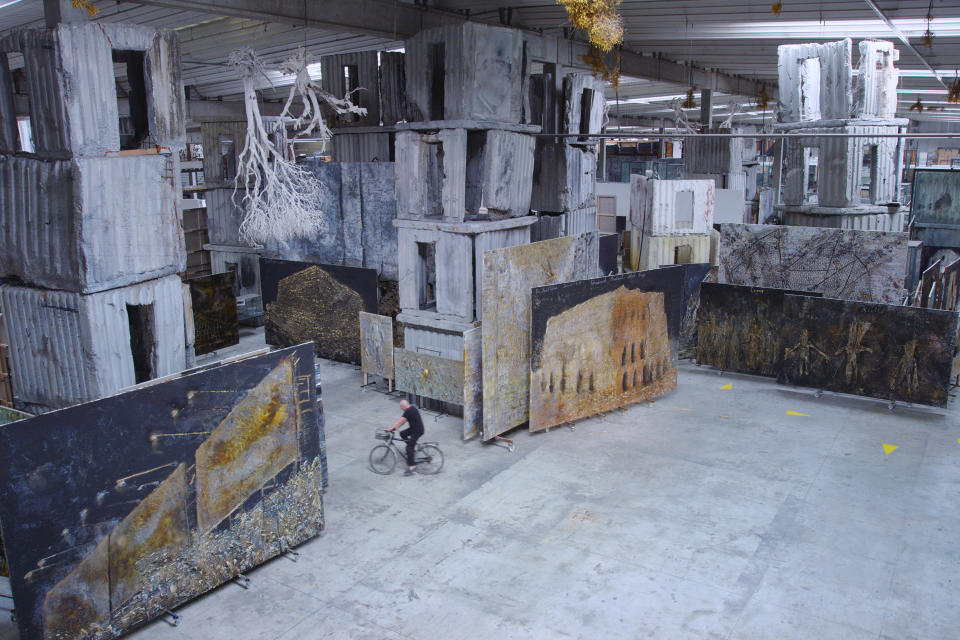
[415,444,444,474]
[369,445,397,475]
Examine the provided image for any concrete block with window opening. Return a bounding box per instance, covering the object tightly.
[630,177,716,237]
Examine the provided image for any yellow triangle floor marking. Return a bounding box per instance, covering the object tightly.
[786,410,810,417]
[883,444,898,456]
[720,383,732,390]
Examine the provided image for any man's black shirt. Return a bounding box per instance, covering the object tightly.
[402,406,425,438]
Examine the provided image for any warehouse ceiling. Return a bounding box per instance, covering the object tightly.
[0,0,958,125]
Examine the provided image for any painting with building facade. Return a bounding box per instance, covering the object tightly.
[696,283,821,377]
[780,296,959,407]
[480,233,599,441]
[261,258,379,364]
[0,345,325,640]
[530,286,676,432]
[394,348,464,405]
[718,224,909,304]
[188,272,239,355]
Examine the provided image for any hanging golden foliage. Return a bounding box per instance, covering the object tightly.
[682,88,697,109]
[557,0,624,52]
[909,97,924,113]
[948,75,960,104]
[71,0,99,17]
[756,85,771,110]
[581,45,622,89]
[771,2,783,15]
[922,0,935,49]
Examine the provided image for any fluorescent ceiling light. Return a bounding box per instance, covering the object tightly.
[665,17,960,40]
[0,0,27,9]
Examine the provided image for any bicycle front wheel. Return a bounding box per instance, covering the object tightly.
[369,445,398,475]
[415,444,444,475]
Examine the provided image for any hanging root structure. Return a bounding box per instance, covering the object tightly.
[229,47,367,245]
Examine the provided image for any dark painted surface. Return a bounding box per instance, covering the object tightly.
[0,345,324,640]
[188,272,239,355]
[678,263,713,356]
[780,296,959,407]
[696,283,821,377]
[599,233,619,275]
[531,266,686,370]
[261,258,379,364]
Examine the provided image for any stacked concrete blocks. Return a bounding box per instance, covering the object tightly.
[627,177,715,271]
[322,50,407,162]
[775,38,908,230]
[530,72,605,238]
[394,22,549,414]
[0,19,188,408]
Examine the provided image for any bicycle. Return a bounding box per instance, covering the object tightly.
[369,429,444,475]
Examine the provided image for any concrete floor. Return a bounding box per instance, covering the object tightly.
[2,327,959,639]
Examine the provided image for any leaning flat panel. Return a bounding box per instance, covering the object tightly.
[462,326,483,441]
[529,287,676,432]
[0,344,324,640]
[359,312,394,381]
[696,283,821,377]
[480,233,599,440]
[780,296,959,407]
[188,272,239,356]
[394,348,464,405]
[718,224,909,304]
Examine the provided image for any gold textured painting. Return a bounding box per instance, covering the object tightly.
[261,258,379,364]
[530,287,676,431]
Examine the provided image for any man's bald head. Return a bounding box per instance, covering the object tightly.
[399,399,411,409]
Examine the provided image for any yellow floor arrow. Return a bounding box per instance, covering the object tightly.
[720,383,732,390]
[883,444,898,456]
[786,410,810,417]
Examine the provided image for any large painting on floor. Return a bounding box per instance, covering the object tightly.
[261,258,379,364]
[481,233,599,441]
[718,224,909,304]
[0,344,325,640]
[780,296,960,407]
[188,272,240,355]
[529,285,677,432]
[696,283,821,377]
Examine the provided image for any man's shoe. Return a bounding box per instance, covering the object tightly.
[403,468,416,476]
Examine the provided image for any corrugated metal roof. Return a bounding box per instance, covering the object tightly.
[0,0,957,123]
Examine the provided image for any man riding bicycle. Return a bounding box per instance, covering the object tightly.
[386,399,424,476]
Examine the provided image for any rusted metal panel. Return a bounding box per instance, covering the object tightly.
[360,312,394,380]
[480,232,599,440]
[394,347,463,405]
[529,287,676,432]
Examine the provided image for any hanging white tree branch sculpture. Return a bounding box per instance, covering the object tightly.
[229,47,367,245]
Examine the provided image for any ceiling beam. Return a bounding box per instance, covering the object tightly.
[122,0,775,99]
